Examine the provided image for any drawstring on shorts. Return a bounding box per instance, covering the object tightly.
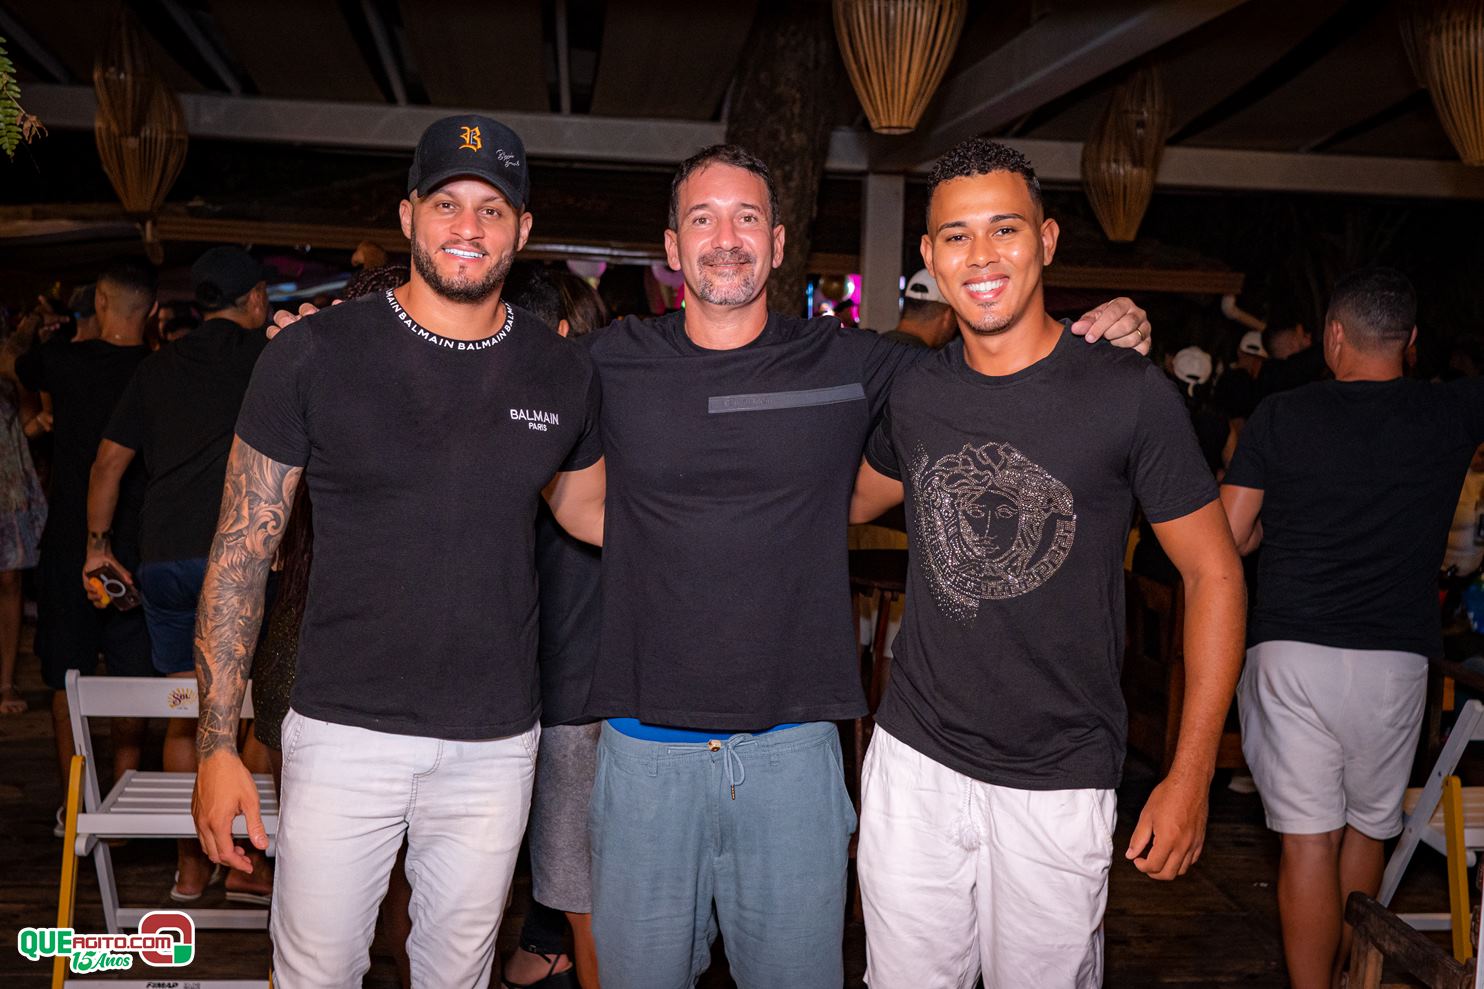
[707,736,754,799]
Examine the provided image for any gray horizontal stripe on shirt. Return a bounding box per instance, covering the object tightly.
[708,382,866,414]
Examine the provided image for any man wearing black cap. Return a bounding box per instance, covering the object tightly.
[189,116,605,988]
[84,245,273,904]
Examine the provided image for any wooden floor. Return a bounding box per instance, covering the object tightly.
[0,637,1456,987]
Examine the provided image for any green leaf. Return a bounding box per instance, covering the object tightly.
[0,34,38,159]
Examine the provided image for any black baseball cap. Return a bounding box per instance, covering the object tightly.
[407,115,529,210]
[192,246,271,310]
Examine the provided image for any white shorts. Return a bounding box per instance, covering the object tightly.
[857,727,1114,989]
[1238,640,1426,839]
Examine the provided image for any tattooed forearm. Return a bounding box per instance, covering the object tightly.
[194,437,302,760]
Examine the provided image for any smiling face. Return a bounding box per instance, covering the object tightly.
[663,163,784,308]
[921,170,1058,337]
[399,177,532,304]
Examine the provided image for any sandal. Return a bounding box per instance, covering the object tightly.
[225,887,272,907]
[225,856,274,905]
[501,952,579,989]
[169,865,222,903]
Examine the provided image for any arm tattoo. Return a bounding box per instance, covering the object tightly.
[194,439,302,759]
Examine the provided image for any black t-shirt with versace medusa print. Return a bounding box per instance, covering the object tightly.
[234,291,602,740]
[865,327,1216,789]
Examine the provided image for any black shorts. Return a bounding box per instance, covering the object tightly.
[36,543,154,690]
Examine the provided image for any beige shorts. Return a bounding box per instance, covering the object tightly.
[1238,640,1426,839]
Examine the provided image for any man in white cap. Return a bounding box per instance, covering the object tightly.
[1240,329,1268,362]
[1171,345,1214,398]
[1215,330,1268,421]
[884,268,958,349]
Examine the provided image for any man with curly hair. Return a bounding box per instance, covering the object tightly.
[849,139,1246,988]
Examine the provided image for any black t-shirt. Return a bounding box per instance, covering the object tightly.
[1255,346,1326,403]
[1225,377,1484,658]
[535,503,601,727]
[865,330,1217,789]
[882,329,931,349]
[1213,367,1259,420]
[582,310,920,729]
[17,339,149,555]
[235,291,602,740]
[104,320,268,563]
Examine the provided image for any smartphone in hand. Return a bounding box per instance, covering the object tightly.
[85,564,142,611]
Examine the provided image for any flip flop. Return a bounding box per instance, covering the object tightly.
[502,952,579,989]
[169,865,223,903]
[0,686,26,714]
[225,888,272,907]
[225,858,274,906]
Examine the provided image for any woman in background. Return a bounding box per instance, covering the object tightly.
[0,306,51,714]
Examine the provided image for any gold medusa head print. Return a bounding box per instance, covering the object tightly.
[910,441,1077,620]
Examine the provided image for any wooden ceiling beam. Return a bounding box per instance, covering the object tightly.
[866,0,1250,171]
[0,5,72,82]
[23,85,1484,199]
[587,0,756,120]
[209,0,383,102]
[1173,0,1412,149]
[1020,0,1348,144]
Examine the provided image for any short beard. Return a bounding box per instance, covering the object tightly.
[960,306,1014,337]
[411,234,512,305]
[693,247,759,306]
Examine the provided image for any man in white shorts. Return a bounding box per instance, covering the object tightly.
[848,138,1247,989]
[1222,267,1484,989]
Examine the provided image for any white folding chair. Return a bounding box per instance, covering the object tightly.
[62,670,279,936]
[1381,697,1484,937]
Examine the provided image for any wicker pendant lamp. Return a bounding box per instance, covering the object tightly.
[93,5,188,264]
[833,0,967,135]
[1401,0,1484,165]
[1080,66,1171,243]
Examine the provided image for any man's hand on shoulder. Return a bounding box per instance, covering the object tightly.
[1069,297,1152,356]
[267,299,341,341]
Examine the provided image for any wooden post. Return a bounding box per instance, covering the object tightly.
[1444,775,1472,962]
[725,0,844,314]
[53,754,84,989]
[1346,933,1383,989]
[859,173,905,331]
